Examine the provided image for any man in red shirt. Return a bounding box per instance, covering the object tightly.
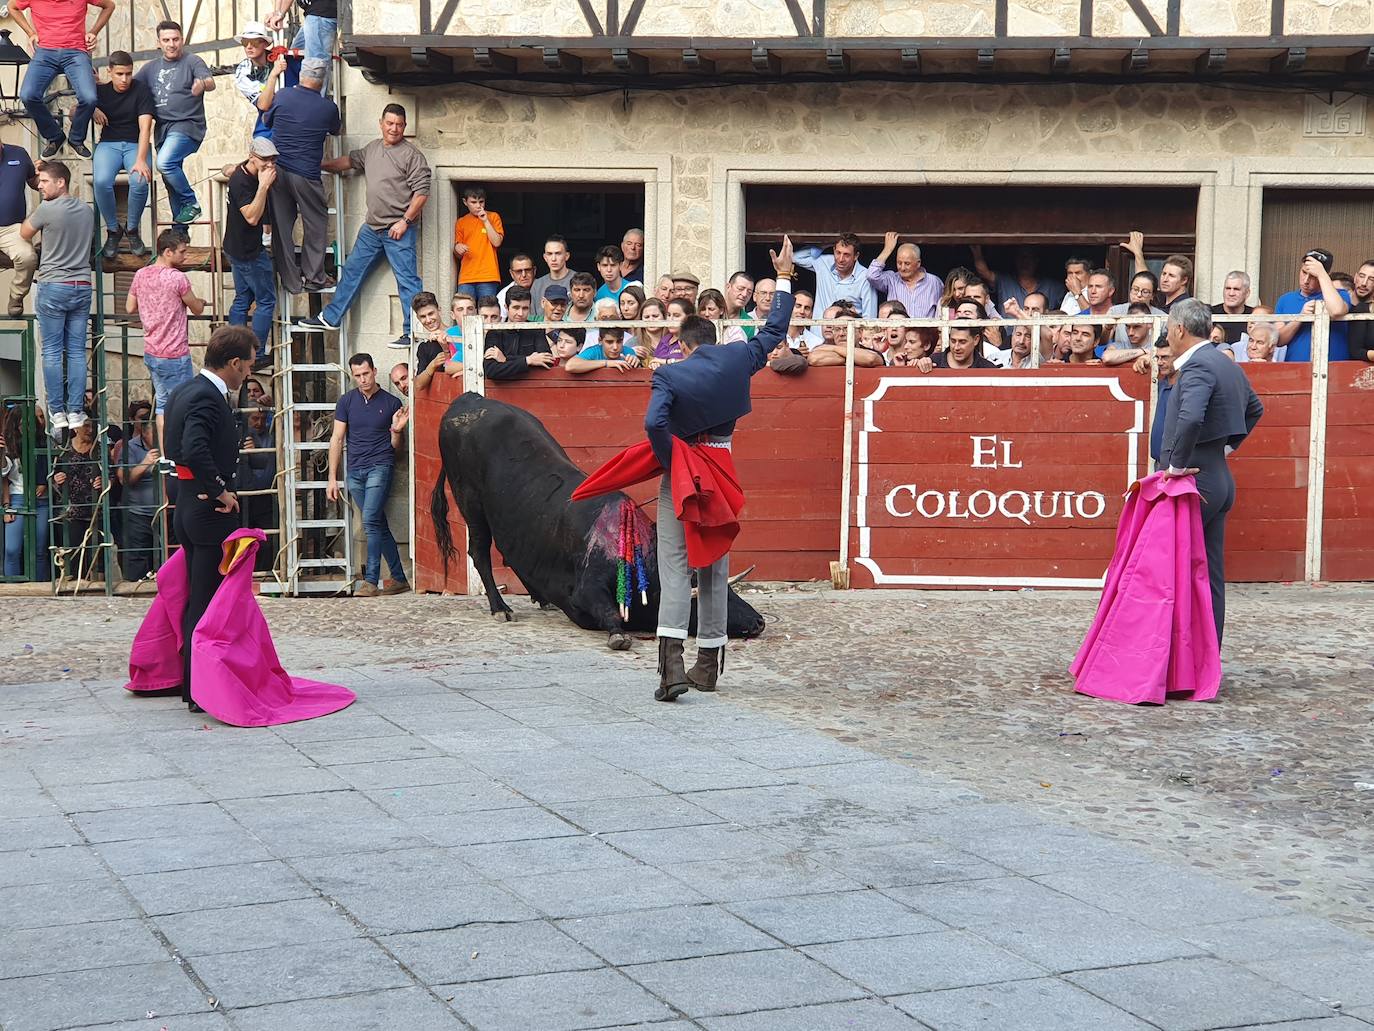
[11,0,115,158]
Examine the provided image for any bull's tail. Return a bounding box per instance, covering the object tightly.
[430,469,457,579]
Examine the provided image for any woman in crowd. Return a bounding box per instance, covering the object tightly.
[637,297,668,357]
[656,297,694,364]
[618,284,646,323]
[696,289,726,321]
[892,327,938,366]
[940,266,975,315]
[1,406,51,580]
[52,418,106,582]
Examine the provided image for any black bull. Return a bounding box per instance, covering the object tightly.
[429,393,766,646]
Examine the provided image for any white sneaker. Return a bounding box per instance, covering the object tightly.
[67,411,87,429]
[50,411,69,431]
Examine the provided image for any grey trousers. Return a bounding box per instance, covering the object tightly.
[1193,440,1235,646]
[269,168,329,295]
[656,465,729,648]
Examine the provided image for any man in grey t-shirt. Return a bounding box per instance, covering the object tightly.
[531,234,578,311]
[135,20,216,225]
[20,161,95,434]
[295,104,430,349]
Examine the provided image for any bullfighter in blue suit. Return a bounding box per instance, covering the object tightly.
[645,237,797,702]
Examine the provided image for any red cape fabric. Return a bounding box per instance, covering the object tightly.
[125,528,356,727]
[1070,471,1221,705]
[572,439,744,567]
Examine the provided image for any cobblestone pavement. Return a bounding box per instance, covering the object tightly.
[1,584,1373,1029]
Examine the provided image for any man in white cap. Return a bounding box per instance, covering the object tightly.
[232,21,287,139]
[225,137,279,366]
[264,56,339,295]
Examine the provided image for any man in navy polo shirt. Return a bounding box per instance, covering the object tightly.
[0,142,38,317]
[326,353,409,596]
[265,57,339,295]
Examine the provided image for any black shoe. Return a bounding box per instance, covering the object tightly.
[252,353,273,371]
[100,228,123,260]
[387,334,412,350]
[124,228,147,257]
[40,137,61,158]
[67,139,91,158]
[293,315,338,332]
[188,701,204,713]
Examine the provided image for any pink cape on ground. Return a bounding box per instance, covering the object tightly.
[125,528,355,727]
[1070,471,1221,705]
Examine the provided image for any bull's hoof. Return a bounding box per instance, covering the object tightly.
[539,602,557,611]
[492,609,513,622]
[607,631,632,651]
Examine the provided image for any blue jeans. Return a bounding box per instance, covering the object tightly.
[456,281,501,301]
[229,251,276,353]
[292,17,338,89]
[144,354,194,413]
[21,48,97,144]
[345,462,405,587]
[3,500,50,579]
[323,223,421,337]
[36,282,91,414]
[93,140,149,232]
[155,131,201,215]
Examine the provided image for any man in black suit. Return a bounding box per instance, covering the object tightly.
[1159,298,1264,647]
[163,326,257,710]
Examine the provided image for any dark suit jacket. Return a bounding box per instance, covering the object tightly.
[644,286,795,469]
[1160,342,1264,470]
[483,327,554,380]
[164,373,240,499]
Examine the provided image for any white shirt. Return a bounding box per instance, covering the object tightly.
[1164,339,1210,473]
[200,367,231,402]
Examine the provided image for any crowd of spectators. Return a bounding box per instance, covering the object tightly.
[409,223,1373,387]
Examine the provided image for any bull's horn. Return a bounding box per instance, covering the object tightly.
[692,565,756,598]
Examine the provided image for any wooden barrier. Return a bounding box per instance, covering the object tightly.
[411,362,1374,595]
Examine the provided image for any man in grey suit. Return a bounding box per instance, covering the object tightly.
[1159,298,1265,646]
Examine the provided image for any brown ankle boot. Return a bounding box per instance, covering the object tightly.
[687,646,724,692]
[656,637,691,702]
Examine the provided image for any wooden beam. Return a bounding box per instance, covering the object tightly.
[1347,46,1374,73]
[782,0,810,37]
[611,47,647,73]
[1123,0,1163,36]
[411,46,453,74]
[575,0,604,36]
[620,0,647,36]
[812,0,825,37]
[1194,47,1226,74]
[1122,47,1148,72]
[542,47,582,72]
[1270,0,1286,34]
[1079,0,1093,36]
[340,42,387,74]
[473,47,516,73]
[429,0,462,35]
[994,0,1007,36]
[681,48,714,73]
[1270,46,1304,73]
[1165,0,1181,35]
[751,46,780,74]
[606,0,619,35]
[1051,46,1071,72]
[825,46,849,73]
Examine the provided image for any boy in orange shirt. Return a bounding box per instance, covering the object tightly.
[452,185,504,301]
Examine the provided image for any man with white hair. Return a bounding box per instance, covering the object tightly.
[1209,270,1254,346]
[867,232,941,317]
[1158,298,1264,646]
[265,56,339,295]
[1242,321,1280,363]
[620,228,645,283]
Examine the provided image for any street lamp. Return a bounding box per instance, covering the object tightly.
[0,30,29,116]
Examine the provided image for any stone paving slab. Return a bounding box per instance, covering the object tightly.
[1,646,1372,1030]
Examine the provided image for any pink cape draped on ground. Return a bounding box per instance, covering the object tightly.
[1070,471,1221,705]
[124,528,355,727]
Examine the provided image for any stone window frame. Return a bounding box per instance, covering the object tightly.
[425,156,675,306]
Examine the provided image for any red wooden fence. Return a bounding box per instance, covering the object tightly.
[412,362,1374,594]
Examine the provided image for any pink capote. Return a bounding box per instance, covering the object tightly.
[125,528,355,726]
[1070,471,1221,705]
